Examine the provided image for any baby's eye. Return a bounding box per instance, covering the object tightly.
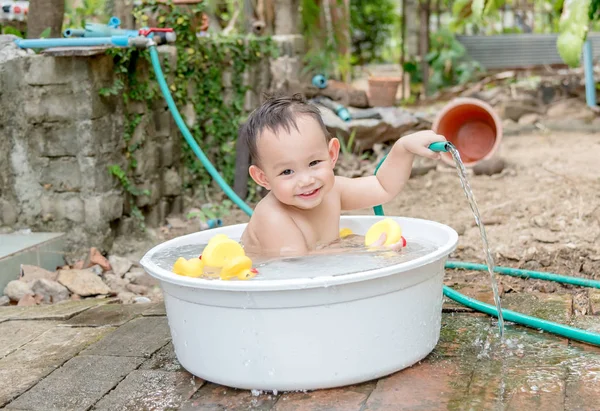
[309,160,321,167]
[280,169,293,176]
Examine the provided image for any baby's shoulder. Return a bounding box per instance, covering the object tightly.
[250,197,295,227]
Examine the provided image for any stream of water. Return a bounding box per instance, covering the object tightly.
[446,144,505,339]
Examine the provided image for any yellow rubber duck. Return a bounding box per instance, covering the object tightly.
[172,233,258,281]
[201,235,246,268]
[365,218,403,247]
[339,228,353,238]
[172,256,204,278]
[220,255,258,280]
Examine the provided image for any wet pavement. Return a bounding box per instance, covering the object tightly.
[1,290,599,410]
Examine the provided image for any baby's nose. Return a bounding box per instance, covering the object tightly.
[299,173,315,186]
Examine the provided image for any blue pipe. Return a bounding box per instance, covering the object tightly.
[15,36,132,48]
[312,74,328,89]
[583,39,597,108]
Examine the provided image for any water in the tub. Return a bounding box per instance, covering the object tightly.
[151,235,437,281]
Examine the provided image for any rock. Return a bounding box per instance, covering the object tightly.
[89,264,104,276]
[31,279,70,304]
[17,294,39,306]
[318,106,426,151]
[531,215,547,228]
[0,35,28,63]
[4,280,33,302]
[57,269,111,296]
[504,103,544,122]
[134,296,152,304]
[117,291,137,304]
[72,260,85,270]
[19,265,58,283]
[125,267,159,288]
[166,217,188,229]
[108,255,133,278]
[496,245,520,261]
[473,157,506,176]
[126,283,148,295]
[71,294,81,301]
[85,247,111,272]
[518,113,539,125]
[532,230,558,244]
[103,273,129,294]
[546,98,590,119]
[0,295,10,306]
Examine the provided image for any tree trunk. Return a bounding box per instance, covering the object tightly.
[404,0,419,58]
[274,0,300,34]
[113,0,135,29]
[27,0,65,39]
[419,0,430,96]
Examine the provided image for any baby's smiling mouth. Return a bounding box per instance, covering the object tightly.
[298,187,321,198]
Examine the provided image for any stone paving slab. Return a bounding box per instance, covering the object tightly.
[502,292,574,324]
[0,320,57,359]
[1,300,599,410]
[5,355,143,411]
[92,369,203,410]
[81,316,171,358]
[0,326,115,407]
[141,302,167,316]
[180,383,279,411]
[363,359,471,410]
[61,301,151,327]
[589,289,600,315]
[140,342,184,372]
[0,298,115,322]
[274,382,376,411]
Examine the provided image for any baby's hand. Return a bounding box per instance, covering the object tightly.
[398,130,447,160]
[370,233,405,252]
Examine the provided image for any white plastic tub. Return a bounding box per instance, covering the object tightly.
[140,215,458,391]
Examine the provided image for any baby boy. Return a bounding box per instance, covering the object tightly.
[239,94,446,257]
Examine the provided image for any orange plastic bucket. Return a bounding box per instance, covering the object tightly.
[432,97,503,167]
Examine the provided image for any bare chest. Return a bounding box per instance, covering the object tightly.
[291,196,341,249]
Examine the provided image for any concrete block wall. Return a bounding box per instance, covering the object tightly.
[0,35,303,252]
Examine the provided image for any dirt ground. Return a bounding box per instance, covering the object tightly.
[215,131,600,312]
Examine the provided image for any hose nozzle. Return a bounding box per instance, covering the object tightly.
[428,141,452,152]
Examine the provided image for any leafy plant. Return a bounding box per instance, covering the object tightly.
[450,0,600,67]
[108,164,151,228]
[186,200,233,223]
[0,25,24,37]
[64,0,108,28]
[101,0,277,227]
[349,0,396,66]
[404,28,482,94]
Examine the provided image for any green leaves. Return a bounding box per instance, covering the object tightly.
[471,0,485,19]
[557,0,591,67]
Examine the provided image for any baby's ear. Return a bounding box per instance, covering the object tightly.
[328,138,340,167]
[249,165,270,189]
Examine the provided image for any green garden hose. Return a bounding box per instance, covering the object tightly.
[374,151,600,346]
[149,46,254,217]
[150,45,600,346]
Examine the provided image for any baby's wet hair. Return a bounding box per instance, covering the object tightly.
[239,93,331,165]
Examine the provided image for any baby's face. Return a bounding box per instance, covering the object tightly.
[249,115,339,210]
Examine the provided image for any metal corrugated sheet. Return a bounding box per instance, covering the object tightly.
[456,33,600,69]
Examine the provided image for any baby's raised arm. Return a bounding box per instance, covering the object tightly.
[337,130,446,211]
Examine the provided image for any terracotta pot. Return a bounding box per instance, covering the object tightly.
[368,76,402,107]
[432,97,503,167]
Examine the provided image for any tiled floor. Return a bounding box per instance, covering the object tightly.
[0,292,599,410]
